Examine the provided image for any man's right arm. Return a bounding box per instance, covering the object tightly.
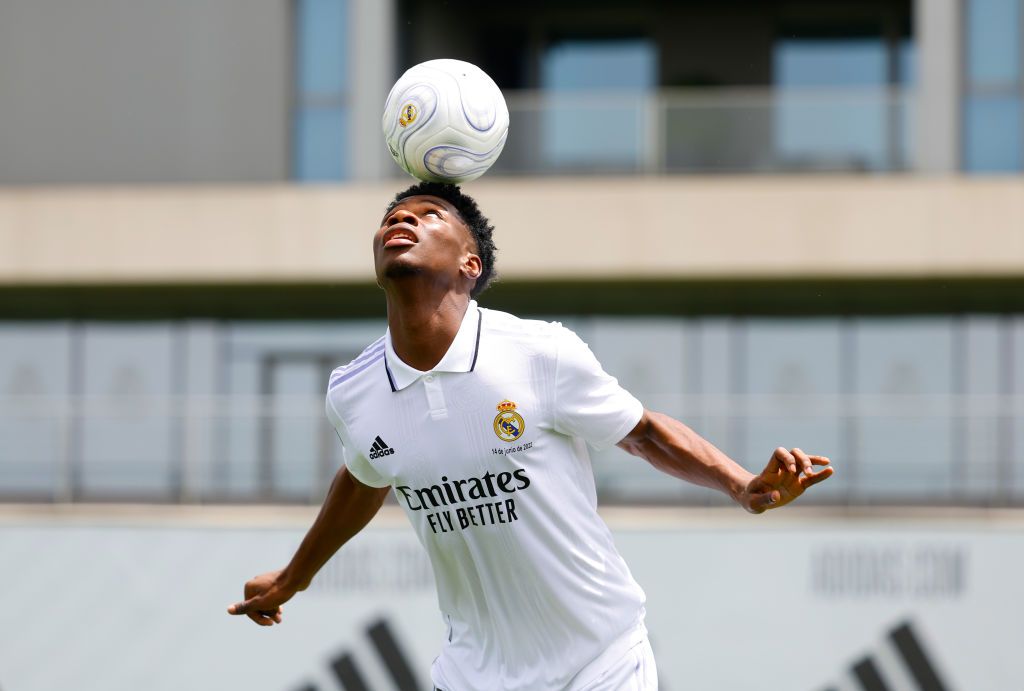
[226,465,390,626]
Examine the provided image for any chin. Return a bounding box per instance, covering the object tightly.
[383,258,423,280]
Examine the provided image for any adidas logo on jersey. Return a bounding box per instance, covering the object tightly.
[369,435,395,460]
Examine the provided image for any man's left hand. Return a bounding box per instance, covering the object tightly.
[739,447,833,514]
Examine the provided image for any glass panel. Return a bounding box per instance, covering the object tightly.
[1013,316,1024,498]
[540,39,656,170]
[540,95,646,170]
[268,361,321,500]
[899,77,916,169]
[899,38,917,85]
[79,325,176,497]
[664,96,773,172]
[775,39,887,87]
[774,90,891,171]
[542,40,657,91]
[855,319,954,500]
[293,107,350,181]
[586,319,689,501]
[774,39,893,171]
[0,325,71,495]
[294,0,349,181]
[963,318,1002,497]
[964,96,1023,172]
[296,0,349,95]
[223,354,261,497]
[966,0,1021,85]
[220,321,379,498]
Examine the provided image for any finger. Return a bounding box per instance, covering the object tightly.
[259,610,282,625]
[229,597,280,622]
[248,606,281,626]
[227,598,256,616]
[772,447,797,474]
[810,455,831,466]
[801,465,834,488]
[791,448,814,476]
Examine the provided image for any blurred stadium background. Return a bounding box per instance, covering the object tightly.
[1,0,1022,689]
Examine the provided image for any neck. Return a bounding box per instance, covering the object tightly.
[385,283,471,372]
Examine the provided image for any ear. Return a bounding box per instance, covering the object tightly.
[462,253,482,280]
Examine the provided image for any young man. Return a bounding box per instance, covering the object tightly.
[228,182,833,690]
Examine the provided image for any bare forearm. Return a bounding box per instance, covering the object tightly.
[279,466,389,591]
[619,410,754,502]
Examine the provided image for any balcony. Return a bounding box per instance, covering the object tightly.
[489,86,914,175]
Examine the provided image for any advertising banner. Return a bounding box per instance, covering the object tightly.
[0,510,1017,690]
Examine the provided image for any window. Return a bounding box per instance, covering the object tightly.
[292,0,351,181]
[964,0,1023,172]
[540,39,657,171]
[773,36,913,171]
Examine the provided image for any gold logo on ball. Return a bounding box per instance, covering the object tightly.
[399,103,418,128]
[493,399,525,442]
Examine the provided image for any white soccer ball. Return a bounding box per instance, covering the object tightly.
[382,59,509,184]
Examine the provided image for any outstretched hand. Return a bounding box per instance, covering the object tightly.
[739,447,833,514]
[226,569,297,627]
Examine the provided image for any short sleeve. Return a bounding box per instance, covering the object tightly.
[325,394,391,488]
[552,326,644,450]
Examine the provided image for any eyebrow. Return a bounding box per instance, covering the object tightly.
[381,199,446,224]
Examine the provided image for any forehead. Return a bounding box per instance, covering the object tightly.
[385,195,463,222]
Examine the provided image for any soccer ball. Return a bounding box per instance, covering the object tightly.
[382,59,509,184]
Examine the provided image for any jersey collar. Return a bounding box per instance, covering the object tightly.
[383,300,483,392]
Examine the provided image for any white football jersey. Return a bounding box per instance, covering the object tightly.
[326,301,647,691]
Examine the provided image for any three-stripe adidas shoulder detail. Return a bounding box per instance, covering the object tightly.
[330,337,386,391]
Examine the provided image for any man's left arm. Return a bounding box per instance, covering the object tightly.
[617,409,833,514]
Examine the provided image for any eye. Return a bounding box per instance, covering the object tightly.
[424,208,441,217]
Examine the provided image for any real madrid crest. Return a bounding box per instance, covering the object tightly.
[493,399,525,442]
[399,102,418,128]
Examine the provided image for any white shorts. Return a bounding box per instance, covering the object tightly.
[433,621,659,691]
[572,636,658,691]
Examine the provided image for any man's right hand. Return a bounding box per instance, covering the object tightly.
[227,569,297,627]
[225,467,388,628]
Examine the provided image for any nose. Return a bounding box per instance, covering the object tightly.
[385,208,418,227]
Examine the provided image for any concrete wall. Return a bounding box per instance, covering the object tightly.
[0,177,1021,284]
[0,0,291,184]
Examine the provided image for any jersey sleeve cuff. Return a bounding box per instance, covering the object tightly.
[589,397,645,451]
[344,459,393,489]
[327,394,392,488]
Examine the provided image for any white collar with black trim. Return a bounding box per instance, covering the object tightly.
[383,300,483,392]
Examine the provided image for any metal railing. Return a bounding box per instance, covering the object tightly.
[487,86,913,175]
[1,392,1019,506]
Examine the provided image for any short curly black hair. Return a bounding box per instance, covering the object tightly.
[386,181,497,297]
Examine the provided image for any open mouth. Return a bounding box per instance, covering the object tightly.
[382,224,418,249]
